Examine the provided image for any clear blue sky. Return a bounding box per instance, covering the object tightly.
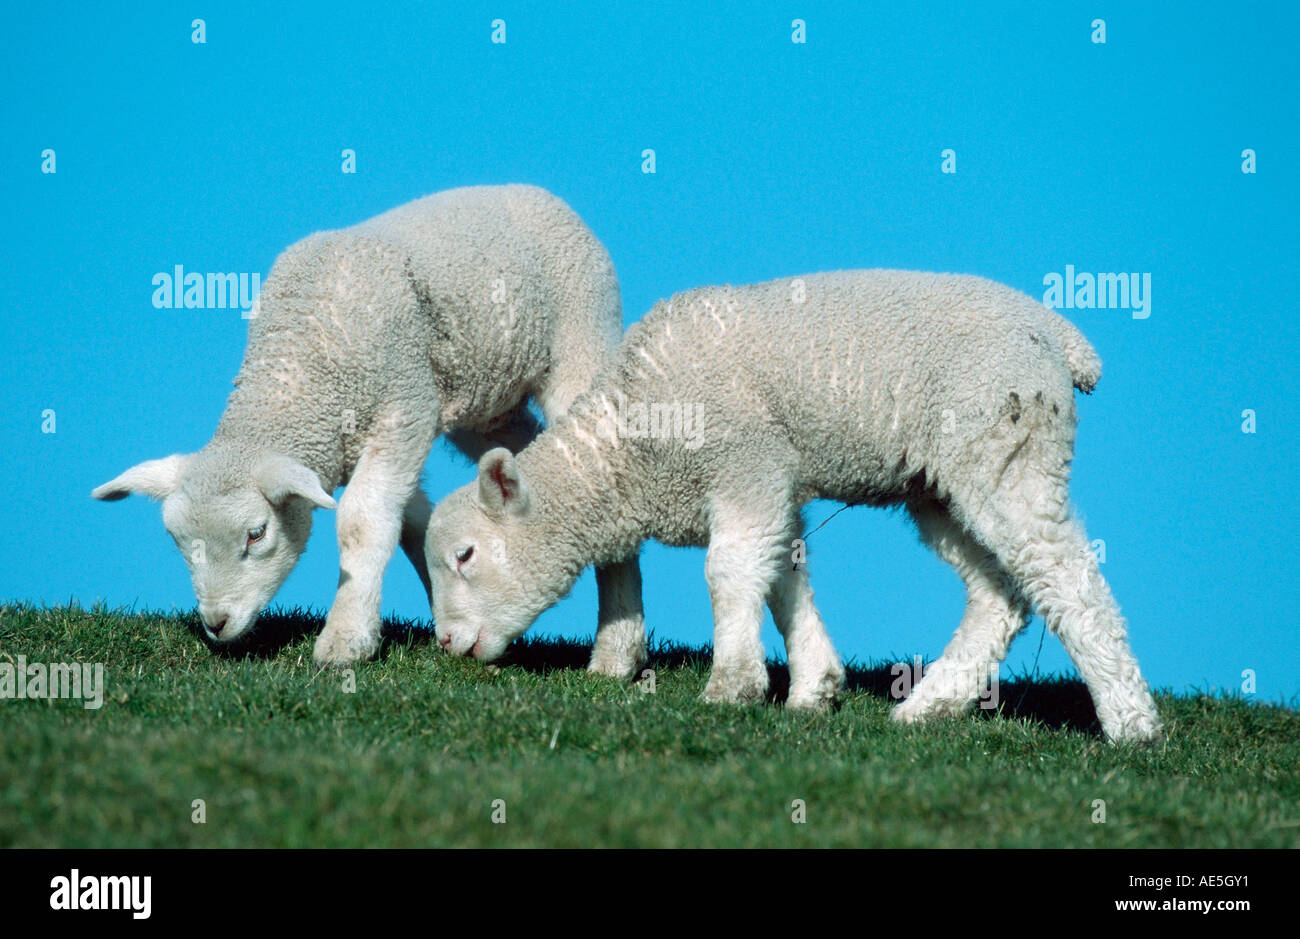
[4,1,1296,702]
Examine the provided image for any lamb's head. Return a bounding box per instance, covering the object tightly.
[427,448,576,662]
[92,449,335,643]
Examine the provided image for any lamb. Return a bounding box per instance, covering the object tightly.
[424,270,1164,743]
[92,184,647,677]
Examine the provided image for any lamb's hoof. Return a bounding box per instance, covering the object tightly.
[787,665,845,711]
[586,645,647,683]
[1103,712,1164,746]
[312,627,378,668]
[702,665,769,704]
[786,689,835,712]
[891,693,971,725]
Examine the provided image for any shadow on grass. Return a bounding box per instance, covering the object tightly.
[498,633,1102,736]
[189,606,435,662]
[841,661,1103,735]
[498,633,721,676]
[181,607,1100,734]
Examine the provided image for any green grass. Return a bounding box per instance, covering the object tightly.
[1,601,1297,848]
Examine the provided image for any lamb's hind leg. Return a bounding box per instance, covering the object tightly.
[590,559,648,681]
[767,543,845,711]
[892,500,1028,724]
[951,476,1163,744]
[398,487,433,609]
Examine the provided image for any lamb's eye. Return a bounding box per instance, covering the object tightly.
[455,545,474,565]
[247,525,267,544]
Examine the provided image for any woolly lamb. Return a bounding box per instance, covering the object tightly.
[425,270,1163,743]
[93,184,646,676]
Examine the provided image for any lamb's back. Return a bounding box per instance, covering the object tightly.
[248,185,598,427]
[617,270,1085,505]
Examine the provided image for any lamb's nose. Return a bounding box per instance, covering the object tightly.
[438,633,452,650]
[209,617,228,637]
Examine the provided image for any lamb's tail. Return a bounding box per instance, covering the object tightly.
[1045,312,1103,394]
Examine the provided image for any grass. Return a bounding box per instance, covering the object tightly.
[1,601,1297,848]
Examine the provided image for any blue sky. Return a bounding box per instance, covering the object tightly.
[4,1,1297,702]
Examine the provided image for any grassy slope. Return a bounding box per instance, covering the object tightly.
[1,603,1297,848]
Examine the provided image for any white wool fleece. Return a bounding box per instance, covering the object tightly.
[426,270,1162,744]
[93,184,646,676]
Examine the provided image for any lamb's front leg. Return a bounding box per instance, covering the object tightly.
[314,446,423,667]
[701,495,788,704]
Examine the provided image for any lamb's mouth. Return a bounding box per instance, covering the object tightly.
[437,626,482,658]
[200,607,258,643]
[211,615,257,643]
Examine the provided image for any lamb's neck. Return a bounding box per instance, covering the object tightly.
[209,372,345,491]
[517,405,649,570]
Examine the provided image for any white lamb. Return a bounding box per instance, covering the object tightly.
[92,184,647,677]
[425,270,1164,744]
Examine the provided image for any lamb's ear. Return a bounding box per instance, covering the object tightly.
[255,455,336,510]
[92,454,192,501]
[477,447,528,516]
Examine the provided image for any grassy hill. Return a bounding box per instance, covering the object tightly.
[1,602,1296,848]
